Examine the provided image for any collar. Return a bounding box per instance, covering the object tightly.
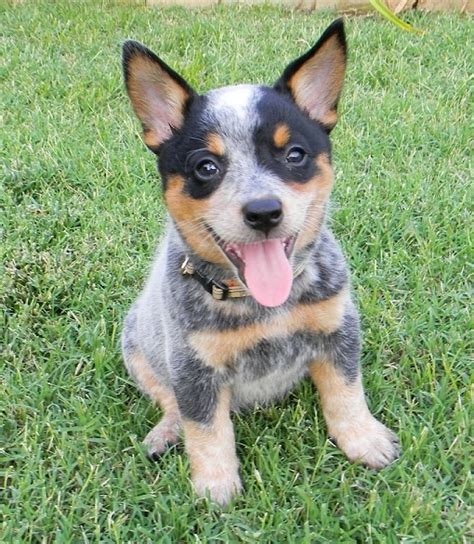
[180,255,307,301]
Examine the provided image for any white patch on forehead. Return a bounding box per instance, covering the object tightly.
[203,84,262,189]
[202,84,315,248]
[206,84,260,122]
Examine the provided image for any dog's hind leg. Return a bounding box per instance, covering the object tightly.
[124,349,181,459]
[122,305,181,458]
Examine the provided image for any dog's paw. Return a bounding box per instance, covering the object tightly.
[143,415,181,460]
[193,471,242,506]
[332,416,400,469]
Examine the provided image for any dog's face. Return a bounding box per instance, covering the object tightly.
[123,20,346,307]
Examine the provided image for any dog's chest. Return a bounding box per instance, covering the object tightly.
[186,298,327,408]
[230,330,316,409]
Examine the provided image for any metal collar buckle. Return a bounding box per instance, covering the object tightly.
[181,256,231,301]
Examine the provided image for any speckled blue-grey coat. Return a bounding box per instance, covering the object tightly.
[121,19,400,505]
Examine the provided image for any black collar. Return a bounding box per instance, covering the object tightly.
[180,256,307,301]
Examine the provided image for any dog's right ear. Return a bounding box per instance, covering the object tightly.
[122,41,195,152]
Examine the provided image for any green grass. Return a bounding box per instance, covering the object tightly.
[1,1,472,541]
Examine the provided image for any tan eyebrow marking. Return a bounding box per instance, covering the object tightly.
[206,133,226,156]
[273,123,291,148]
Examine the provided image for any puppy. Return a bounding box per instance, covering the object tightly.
[121,19,400,505]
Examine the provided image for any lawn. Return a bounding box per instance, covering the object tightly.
[1,1,472,541]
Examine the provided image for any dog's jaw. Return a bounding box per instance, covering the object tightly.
[207,226,298,307]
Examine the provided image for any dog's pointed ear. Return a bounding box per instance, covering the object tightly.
[122,40,196,152]
[274,19,347,132]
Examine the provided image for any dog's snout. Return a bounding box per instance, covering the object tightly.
[243,198,283,234]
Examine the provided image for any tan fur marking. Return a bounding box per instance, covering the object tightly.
[206,133,226,156]
[143,128,159,149]
[127,352,182,456]
[309,360,368,434]
[183,387,241,504]
[309,361,400,469]
[165,175,227,265]
[319,110,338,130]
[126,351,177,412]
[288,286,349,335]
[294,153,334,251]
[290,153,333,195]
[273,123,291,148]
[189,286,349,368]
[189,321,268,369]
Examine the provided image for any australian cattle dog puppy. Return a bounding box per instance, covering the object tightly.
[121,19,400,505]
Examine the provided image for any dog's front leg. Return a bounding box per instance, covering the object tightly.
[172,360,241,505]
[309,314,400,469]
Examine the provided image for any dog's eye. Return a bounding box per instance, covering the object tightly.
[194,159,220,182]
[285,146,307,166]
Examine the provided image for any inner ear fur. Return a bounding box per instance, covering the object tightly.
[122,40,195,152]
[275,19,347,131]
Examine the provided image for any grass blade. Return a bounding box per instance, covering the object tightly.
[368,0,424,34]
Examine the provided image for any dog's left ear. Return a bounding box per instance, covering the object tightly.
[275,19,347,131]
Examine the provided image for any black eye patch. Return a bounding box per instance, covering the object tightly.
[254,126,318,184]
[254,87,331,184]
[157,94,228,200]
[184,149,227,199]
[270,141,317,183]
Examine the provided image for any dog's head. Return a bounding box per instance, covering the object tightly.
[123,19,346,307]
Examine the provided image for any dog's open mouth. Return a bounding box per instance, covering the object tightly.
[220,236,296,307]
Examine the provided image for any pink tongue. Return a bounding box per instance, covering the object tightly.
[238,239,293,307]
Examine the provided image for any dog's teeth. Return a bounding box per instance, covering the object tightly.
[225,244,242,262]
[229,245,241,259]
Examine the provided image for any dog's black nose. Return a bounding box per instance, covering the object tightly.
[243,198,283,234]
